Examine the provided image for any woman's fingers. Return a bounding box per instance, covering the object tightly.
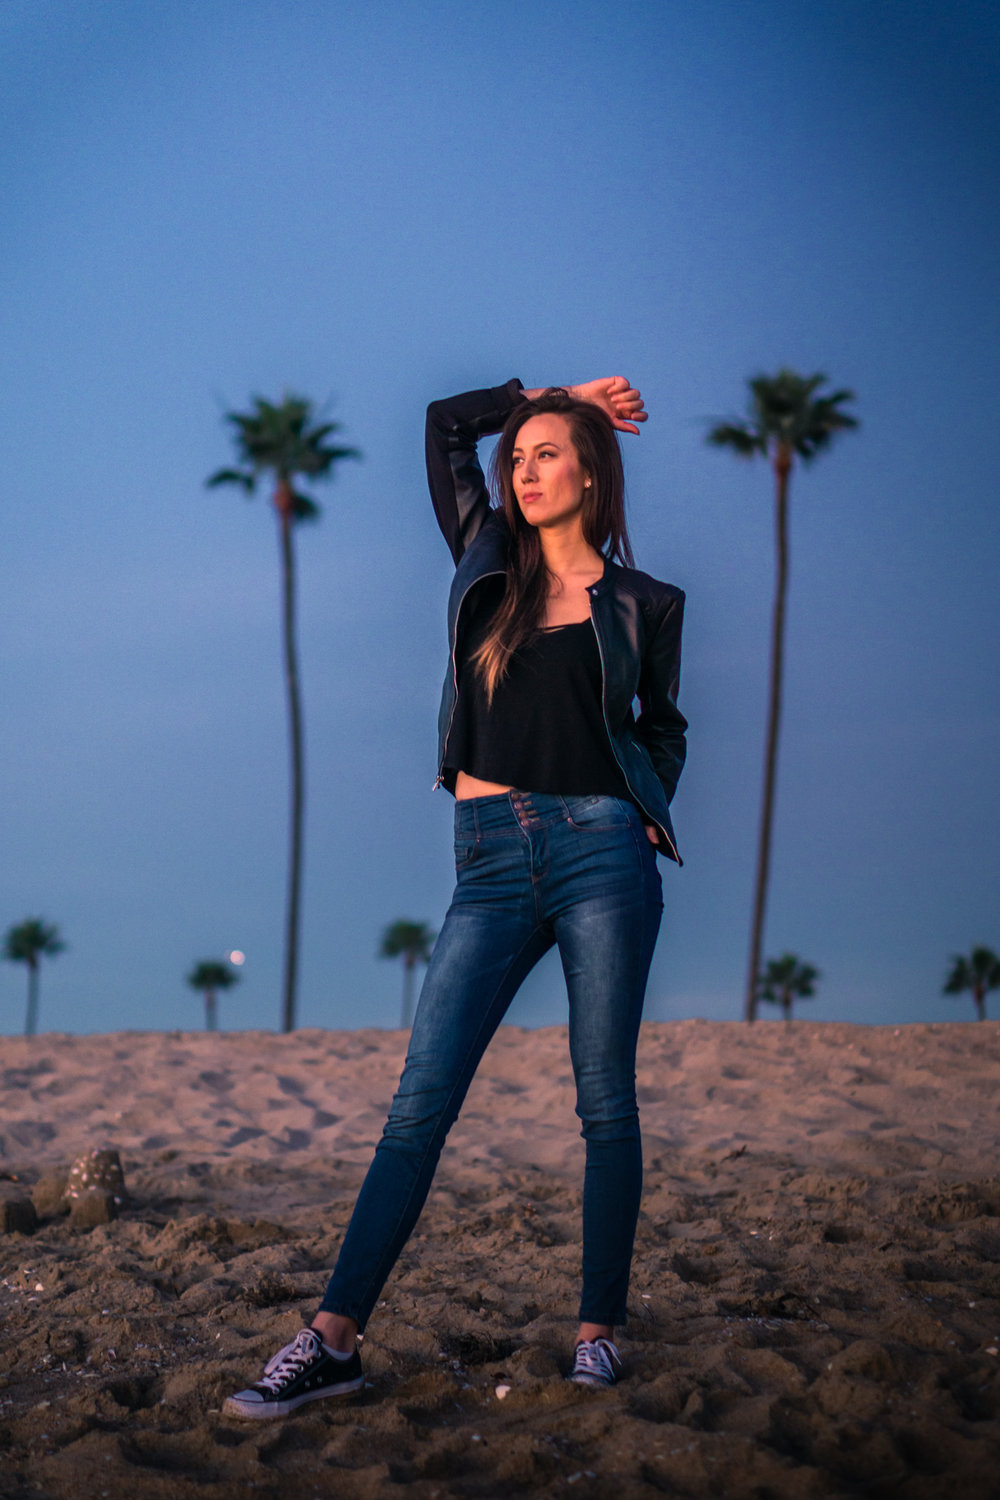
[568,377,648,433]
[609,393,648,435]
[607,379,648,434]
[610,386,646,412]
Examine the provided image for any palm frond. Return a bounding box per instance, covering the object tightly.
[187,960,240,991]
[758,952,819,999]
[290,492,321,523]
[212,395,361,496]
[379,920,436,963]
[945,947,1000,993]
[206,467,255,492]
[943,958,971,994]
[710,370,858,467]
[706,422,762,457]
[970,945,1000,982]
[2,919,65,964]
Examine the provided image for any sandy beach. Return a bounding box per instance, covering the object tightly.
[2,1020,999,1498]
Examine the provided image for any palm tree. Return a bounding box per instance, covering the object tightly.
[208,395,359,1033]
[3,919,65,1036]
[943,946,1000,1022]
[186,959,240,1031]
[379,920,435,1029]
[707,370,857,1022]
[758,953,819,1022]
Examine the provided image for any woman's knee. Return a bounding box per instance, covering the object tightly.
[575,1084,640,1141]
[572,1053,638,1123]
[380,1067,463,1151]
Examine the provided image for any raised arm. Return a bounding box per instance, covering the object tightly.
[425,379,524,565]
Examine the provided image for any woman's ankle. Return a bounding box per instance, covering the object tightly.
[576,1322,615,1345]
[311,1310,359,1353]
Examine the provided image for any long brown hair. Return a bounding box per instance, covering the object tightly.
[473,390,634,702]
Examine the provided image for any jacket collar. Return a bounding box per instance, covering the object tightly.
[588,557,620,599]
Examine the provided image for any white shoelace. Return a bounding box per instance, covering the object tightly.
[258,1329,321,1392]
[573,1337,621,1383]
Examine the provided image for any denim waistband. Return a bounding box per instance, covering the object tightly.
[454,790,634,837]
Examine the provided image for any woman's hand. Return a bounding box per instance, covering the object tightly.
[644,824,659,846]
[568,376,648,435]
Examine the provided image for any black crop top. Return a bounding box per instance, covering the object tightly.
[442,582,633,801]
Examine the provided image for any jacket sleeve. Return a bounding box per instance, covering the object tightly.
[635,591,687,807]
[425,379,524,565]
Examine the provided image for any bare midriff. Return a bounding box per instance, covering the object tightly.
[455,770,514,800]
[455,769,658,844]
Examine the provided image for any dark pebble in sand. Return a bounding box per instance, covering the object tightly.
[0,1185,37,1235]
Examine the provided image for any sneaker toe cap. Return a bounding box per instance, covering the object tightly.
[224,1388,266,1409]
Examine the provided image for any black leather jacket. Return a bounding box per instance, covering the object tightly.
[426,379,687,863]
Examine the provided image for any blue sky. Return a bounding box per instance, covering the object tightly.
[2,0,998,1034]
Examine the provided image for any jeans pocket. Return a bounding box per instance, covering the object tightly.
[565,796,632,832]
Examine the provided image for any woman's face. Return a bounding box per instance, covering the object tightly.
[511,413,590,530]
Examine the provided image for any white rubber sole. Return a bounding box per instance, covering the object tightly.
[223,1375,364,1419]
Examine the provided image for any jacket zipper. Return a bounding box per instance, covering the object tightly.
[433,568,506,789]
[589,594,680,863]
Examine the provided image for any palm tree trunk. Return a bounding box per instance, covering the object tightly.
[277,488,305,1035]
[205,989,218,1032]
[974,984,986,1022]
[744,449,791,1022]
[24,960,39,1037]
[401,956,416,1030]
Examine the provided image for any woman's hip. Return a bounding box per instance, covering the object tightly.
[452,791,661,917]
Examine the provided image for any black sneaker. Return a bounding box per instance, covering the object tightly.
[568,1337,621,1388]
[223,1327,364,1418]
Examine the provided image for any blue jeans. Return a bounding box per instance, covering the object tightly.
[318,791,663,1329]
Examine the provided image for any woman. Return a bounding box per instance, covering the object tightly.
[225,375,686,1418]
